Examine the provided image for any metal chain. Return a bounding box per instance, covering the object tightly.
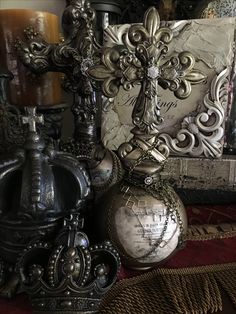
[151,181,185,247]
[122,179,171,261]
[128,136,166,178]
[123,135,185,261]
[93,150,124,192]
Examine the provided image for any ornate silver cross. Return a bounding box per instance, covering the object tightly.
[22,107,44,132]
[89,7,206,175]
[89,7,206,136]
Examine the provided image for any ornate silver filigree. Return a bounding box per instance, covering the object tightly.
[159,68,229,158]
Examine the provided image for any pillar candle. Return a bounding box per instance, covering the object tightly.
[0,9,62,107]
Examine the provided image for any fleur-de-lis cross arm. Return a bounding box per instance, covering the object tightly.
[88,7,207,134]
[159,52,207,99]
[15,27,81,78]
[15,0,99,95]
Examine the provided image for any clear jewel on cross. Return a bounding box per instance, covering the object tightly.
[147,66,159,80]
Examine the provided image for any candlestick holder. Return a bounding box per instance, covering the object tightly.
[0,9,68,151]
[0,68,67,152]
[0,9,62,108]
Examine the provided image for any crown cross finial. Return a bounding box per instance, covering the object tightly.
[22,107,44,132]
[64,213,84,230]
[63,214,86,246]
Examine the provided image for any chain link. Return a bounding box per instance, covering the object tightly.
[123,135,185,261]
[128,136,166,178]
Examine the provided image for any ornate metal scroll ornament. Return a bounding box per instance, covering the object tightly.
[17,213,120,314]
[15,0,100,158]
[159,68,229,158]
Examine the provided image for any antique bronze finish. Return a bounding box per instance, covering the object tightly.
[15,0,100,159]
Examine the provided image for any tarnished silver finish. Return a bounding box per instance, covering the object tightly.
[118,131,169,176]
[0,106,91,296]
[89,7,206,156]
[17,214,120,314]
[22,107,43,132]
[89,7,198,269]
[88,146,124,198]
[159,68,229,158]
[0,102,25,154]
[0,0,122,304]
[15,0,100,159]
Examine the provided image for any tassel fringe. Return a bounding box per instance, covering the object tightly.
[99,263,236,314]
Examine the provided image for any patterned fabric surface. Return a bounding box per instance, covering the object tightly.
[186,204,236,225]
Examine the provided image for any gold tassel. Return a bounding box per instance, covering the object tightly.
[99,263,236,314]
[215,268,236,307]
[185,223,236,241]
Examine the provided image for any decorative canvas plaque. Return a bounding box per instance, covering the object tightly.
[101,17,236,158]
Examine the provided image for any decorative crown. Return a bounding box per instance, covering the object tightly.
[0,107,91,264]
[18,213,120,314]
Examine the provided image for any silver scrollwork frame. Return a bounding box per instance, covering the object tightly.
[159,68,229,158]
